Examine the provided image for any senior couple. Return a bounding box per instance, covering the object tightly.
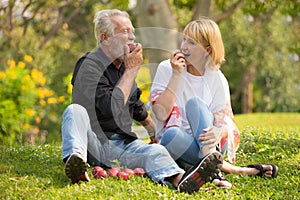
[61,9,278,194]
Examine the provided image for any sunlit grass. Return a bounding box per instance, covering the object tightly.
[235,112,300,131]
[0,113,299,199]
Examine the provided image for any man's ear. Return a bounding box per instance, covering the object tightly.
[100,33,108,42]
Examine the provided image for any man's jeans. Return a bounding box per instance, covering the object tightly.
[61,104,184,182]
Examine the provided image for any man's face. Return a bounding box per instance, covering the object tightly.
[106,15,135,61]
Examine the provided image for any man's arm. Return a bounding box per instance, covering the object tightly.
[117,44,143,104]
[140,115,158,144]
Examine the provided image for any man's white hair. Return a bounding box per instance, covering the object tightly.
[93,9,129,46]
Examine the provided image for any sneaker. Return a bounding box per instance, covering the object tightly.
[177,151,223,194]
[65,153,90,184]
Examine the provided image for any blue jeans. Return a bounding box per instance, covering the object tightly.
[160,98,216,168]
[61,104,184,182]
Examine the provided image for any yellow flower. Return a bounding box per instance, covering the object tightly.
[7,59,16,68]
[18,61,26,69]
[23,123,30,130]
[37,88,45,98]
[47,97,57,104]
[31,69,47,86]
[6,68,16,79]
[37,88,54,99]
[24,55,33,62]
[25,108,35,117]
[0,72,6,79]
[35,116,41,123]
[21,85,27,91]
[45,89,54,97]
[140,90,150,104]
[39,77,46,86]
[24,74,31,80]
[58,96,65,102]
[40,99,46,106]
[31,69,43,81]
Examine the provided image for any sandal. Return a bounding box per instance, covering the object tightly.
[211,172,232,189]
[247,164,278,178]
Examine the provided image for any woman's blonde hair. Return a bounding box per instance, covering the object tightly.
[93,9,129,46]
[183,17,225,68]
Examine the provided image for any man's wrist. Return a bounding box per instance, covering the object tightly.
[148,132,155,137]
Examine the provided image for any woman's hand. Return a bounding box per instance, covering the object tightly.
[198,126,224,148]
[170,50,186,74]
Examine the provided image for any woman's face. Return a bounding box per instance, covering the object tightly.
[180,35,210,68]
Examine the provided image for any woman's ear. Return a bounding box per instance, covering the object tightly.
[206,46,212,55]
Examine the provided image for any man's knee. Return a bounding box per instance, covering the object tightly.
[64,104,88,117]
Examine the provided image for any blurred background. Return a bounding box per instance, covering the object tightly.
[0,0,299,145]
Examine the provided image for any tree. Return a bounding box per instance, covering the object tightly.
[133,0,243,79]
[133,0,300,113]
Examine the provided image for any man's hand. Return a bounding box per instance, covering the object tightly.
[149,136,159,144]
[124,43,143,71]
[140,115,156,134]
[117,43,143,104]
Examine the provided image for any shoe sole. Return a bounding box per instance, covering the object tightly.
[65,153,90,184]
[178,151,223,194]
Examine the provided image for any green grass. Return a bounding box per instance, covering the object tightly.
[1,113,300,199]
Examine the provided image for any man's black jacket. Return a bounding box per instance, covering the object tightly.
[71,47,148,143]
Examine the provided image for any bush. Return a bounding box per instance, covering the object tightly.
[0,56,65,145]
[136,66,151,105]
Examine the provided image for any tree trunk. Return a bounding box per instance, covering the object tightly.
[192,0,212,19]
[133,0,178,80]
[242,63,255,113]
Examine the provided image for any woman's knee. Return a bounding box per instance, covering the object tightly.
[186,97,206,111]
[160,127,182,146]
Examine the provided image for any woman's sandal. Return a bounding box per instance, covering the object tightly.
[247,164,278,178]
[211,172,232,189]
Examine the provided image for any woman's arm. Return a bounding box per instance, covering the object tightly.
[152,52,186,121]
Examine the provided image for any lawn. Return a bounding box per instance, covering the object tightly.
[0,113,299,199]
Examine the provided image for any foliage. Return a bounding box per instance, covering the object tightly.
[0,57,65,145]
[0,0,299,144]
[136,66,151,105]
[0,0,132,144]
[0,113,299,199]
[220,1,300,113]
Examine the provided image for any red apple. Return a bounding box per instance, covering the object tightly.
[174,51,185,59]
[93,166,108,179]
[117,171,129,180]
[123,168,135,177]
[133,168,145,177]
[108,167,121,177]
[128,43,137,53]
